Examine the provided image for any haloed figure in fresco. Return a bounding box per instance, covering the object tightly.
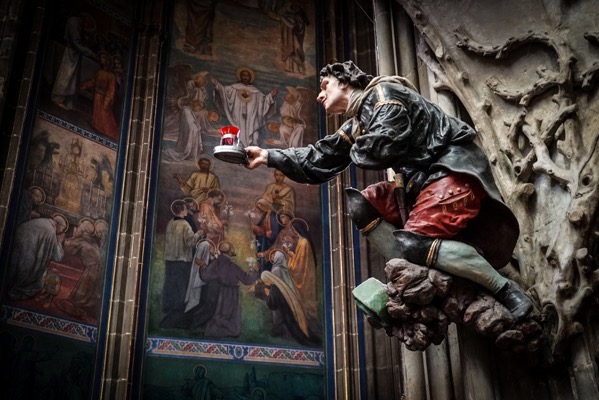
[51,12,98,111]
[261,169,296,213]
[7,214,68,301]
[245,60,533,322]
[176,157,221,205]
[161,200,202,328]
[198,241,260,337]
[211,67,279,147]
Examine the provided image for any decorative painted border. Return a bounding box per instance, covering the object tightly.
[37,109,118,151]
[147,337,325,367]
[1,305,97,343]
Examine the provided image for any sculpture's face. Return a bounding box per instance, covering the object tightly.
[317,76,349,115]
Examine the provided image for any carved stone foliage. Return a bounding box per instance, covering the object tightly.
[396,0,599,359]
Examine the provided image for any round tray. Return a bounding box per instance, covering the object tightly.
[213,145,248,164]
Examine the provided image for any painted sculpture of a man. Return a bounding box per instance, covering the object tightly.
[244,60,533,322]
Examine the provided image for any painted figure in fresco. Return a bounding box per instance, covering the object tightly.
[265,249,300,336]
[254,248,321,345]
[181,364,223,400]
[9,335,57,399]
[251,198,282,272]
[80,50,120,140]
[279,89,306,147]
[34,267,61,308]
[184,239,215,312]
[176,157,221,205]
[183,197,200,232]
[198,241,259,337]
[159,239,217,330]
[30,129,60,171]
[274,213,319,323]
[51,12,98,111]
[245,60,533,321]
[211,67,279,146]
[163,98,205,162]
[184,0,217,56]
[197,189,227,245]
[56,217,106,319]
[54,351,94,400]
[161,200,202,327]
[90,153,115,192]
[7,214,68,301]
[164,70,220,163]
[186,71,210,103]
[261,169,296,213]
[16,185,46,226]
[279,1,310,74]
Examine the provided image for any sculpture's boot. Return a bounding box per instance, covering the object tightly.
[494,280,533,322]
[393,230,533,322]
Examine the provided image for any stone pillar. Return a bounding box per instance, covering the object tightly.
[100,2,168,399]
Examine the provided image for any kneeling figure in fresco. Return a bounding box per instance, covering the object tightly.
[243,60,540,351]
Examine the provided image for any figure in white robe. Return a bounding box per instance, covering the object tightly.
[163,100,205,162]
[184,240,213,312]
[279,91,306,148]
[211,67,278,146]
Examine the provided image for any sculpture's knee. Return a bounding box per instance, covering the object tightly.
[345,187,383,233]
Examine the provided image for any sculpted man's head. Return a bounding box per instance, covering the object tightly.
[317,61,373,115]
[319,61,373,90]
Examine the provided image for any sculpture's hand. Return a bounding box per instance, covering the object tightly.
[245,146,268,169]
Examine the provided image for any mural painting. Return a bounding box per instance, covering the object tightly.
[0,1,133,398]
[0,327,95,399]
[6,118,115,325]
[141,0,327,398]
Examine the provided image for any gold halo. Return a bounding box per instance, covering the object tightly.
[207,111,220,122]
[94,219,109,238]
[268,247,288,263]
[197,238,217,253]
[52,213,69,234]
[28,186,46,205]
[170,199,187,216]
[235,66,255,83]
[192,71,209,84]
[195,157,213,171]
[193,364,207,378]
[183,197,198,208]
[291,217,309,232]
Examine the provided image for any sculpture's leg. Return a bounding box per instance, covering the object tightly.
[392,230,533,322]
[346,188,533,322]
